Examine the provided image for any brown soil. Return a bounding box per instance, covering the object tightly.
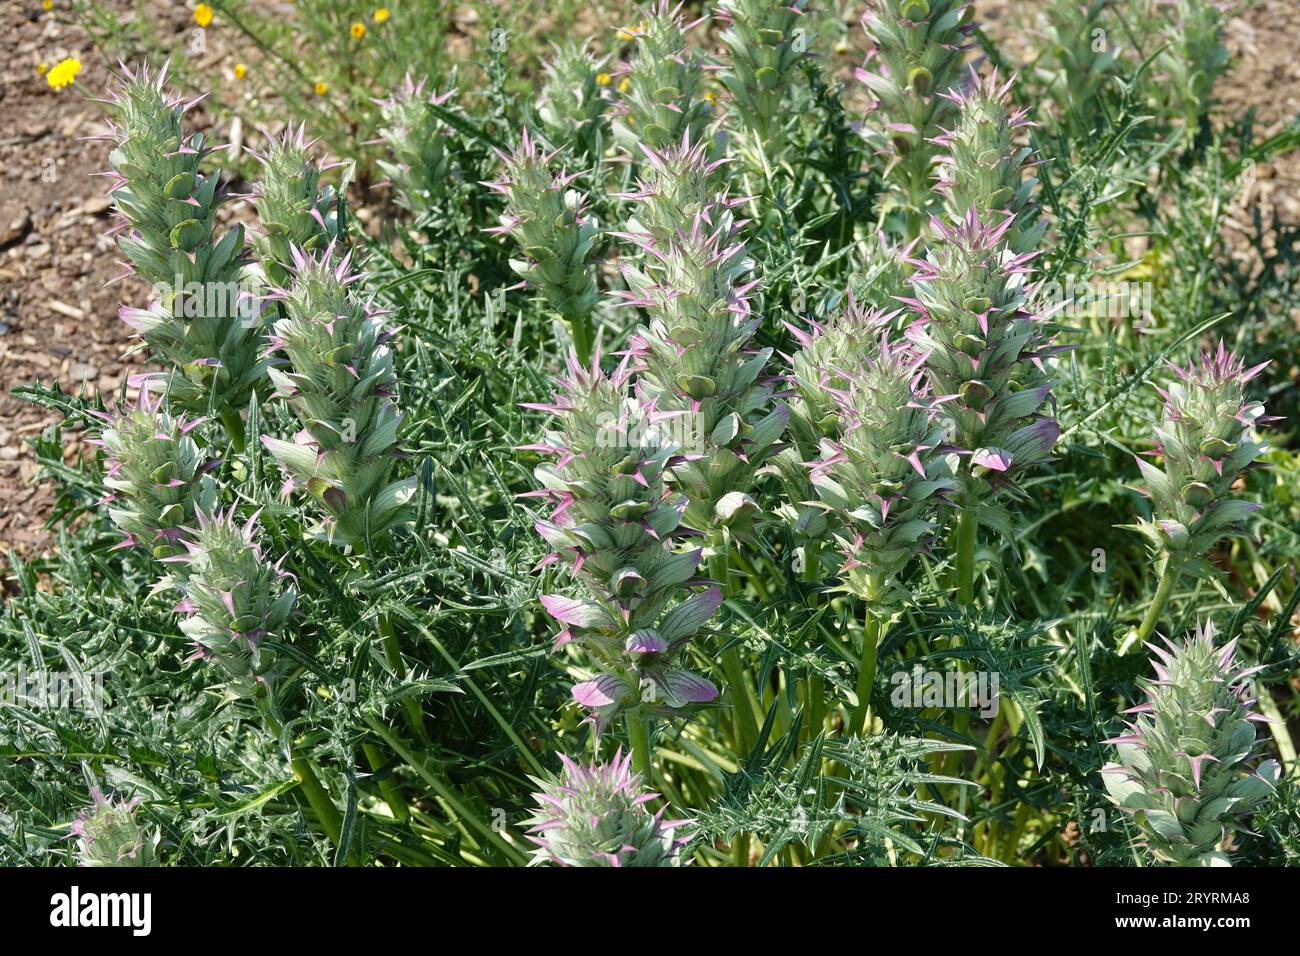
[1,0,1296,560]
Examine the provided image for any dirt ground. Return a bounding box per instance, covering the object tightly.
[1,0,1297,560]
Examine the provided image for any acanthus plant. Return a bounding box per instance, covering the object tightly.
[617,135,789,751]
[71,788,157,867]
[374,75,460,217]
[100,62,268,450]
[773,294,906,560]
[792,317,951,733]
[857,0,974,238]
[904,207,1060,604]
[1125,342,1273,648]
[1143,0,1233,128]
[716,0,812,167]
[261,245,417,551]
[610,1,713,156]
[932,68,1046,254]
[1103,621,1279,866]
[525,351,720,774]
[1033,0,1121,137]
[484,128,602,363]
[171,508,297,699]
[618,138,788,540]
[249,122,349,288]
[534,39,610,164]
[88,389,217,560]
[524,749,691,866]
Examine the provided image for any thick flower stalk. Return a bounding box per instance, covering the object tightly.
[89,389,217,559]
[1146,0,1231,126]
[716,0,812,155]
[1102,621,1279,866]
[611,2,714,155]
[484,128,601,361]
[262,247,417,549]
[71,788,155,867]
[619,134,732,243]
[905,209,1060,601]
[526,351,720,741]
[535,39,609,162]
[173,509,296,697]
[618,139,788,539]
[102,62,266,442]
[250,123,348,287]
[618,141,786,751]
[801,331,950,732]
[772,295,899,548]
[524,749,690,866]
[1128,342,1272,644]
[374,75,458,215]
[857,0,974,237]
[805,336,950,605]
[1034,0,1120,135]
[933,68,1045,254]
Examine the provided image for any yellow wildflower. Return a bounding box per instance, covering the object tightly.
[233,63,247,80]
[42,0,53,10]
[351,21,366,38]
[37,61,49,75]
[617,77,630,93]
[193,3,213,27]
[702,90,717,103]
[834,37,851,56]
[314,81,329,96]
[46,57,80,90]
[616,20,646,41]
[373,7,389,22]
[595,72,611,86]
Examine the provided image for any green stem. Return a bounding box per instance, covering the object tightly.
[363,742,409,823]
[807,673,826,743]
[363,714,527,866]
[710,542,760,755]
[258,698,341,845]
[627,713,652,779]
[1133,557,1183,648]
[721,647,759,755]
[849,608,881,737]
[567,310,595,366]
[291,748,344,846]
[378,613,428,743]
[953,508,979,605]
[731,831,751,867]
[218,407,246,454]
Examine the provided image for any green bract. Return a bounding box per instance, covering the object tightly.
[263,248,417,549]
[1128,342,1272,567]
[104,63,268,424]
[611,2,713,155]
[251,123,349,287]
[176,510,296,697]
[1103,621,1279,866]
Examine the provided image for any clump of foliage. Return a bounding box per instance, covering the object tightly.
[4,0,1298,872]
